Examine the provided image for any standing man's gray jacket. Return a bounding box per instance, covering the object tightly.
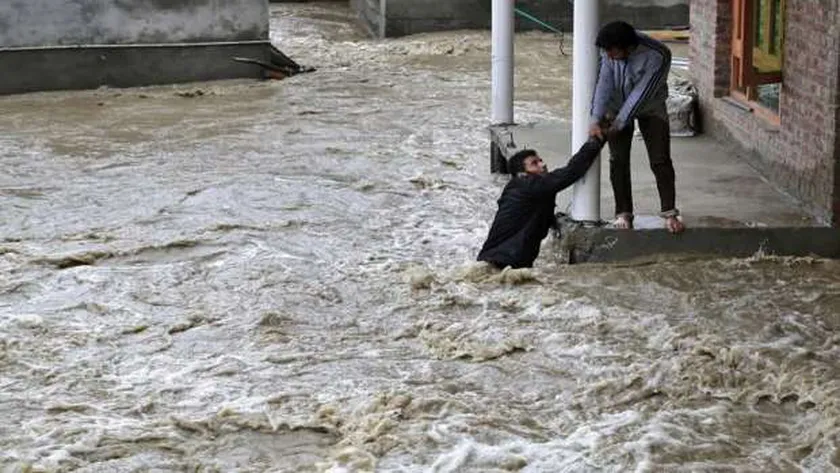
[589,32,671,131]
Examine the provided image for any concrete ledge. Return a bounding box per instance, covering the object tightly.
[489,121,836,263]
[557,221,840,263]
[0,42,270,95]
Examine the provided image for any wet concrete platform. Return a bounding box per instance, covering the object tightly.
[490,120,840,263]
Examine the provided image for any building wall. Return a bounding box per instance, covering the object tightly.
[0,0,268,47]
[602,0,689,29]
[0,0,270,95]
[690,0,840,225]
[350,0,386,37]
[355,0,689,38]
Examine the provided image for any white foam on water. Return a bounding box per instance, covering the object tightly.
[1,2,839,472]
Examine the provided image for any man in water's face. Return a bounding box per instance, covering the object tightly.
[522,154,548,175]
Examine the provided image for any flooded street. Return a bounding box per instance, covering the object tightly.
[1,2,839,472]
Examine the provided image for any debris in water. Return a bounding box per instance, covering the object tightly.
[405,266,435,290]
[175,89,206,98]
[121,325,149,335]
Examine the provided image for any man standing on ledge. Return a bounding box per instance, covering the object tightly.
[477,133,608,269]
[589,21,686,234]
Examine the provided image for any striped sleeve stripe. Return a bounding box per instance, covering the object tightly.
[624,36,671,121]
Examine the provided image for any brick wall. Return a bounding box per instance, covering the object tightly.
[690,0,840,225]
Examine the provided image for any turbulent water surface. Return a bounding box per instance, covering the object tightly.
[1,3,839,472]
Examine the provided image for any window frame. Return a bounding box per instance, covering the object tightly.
[729,0,785,122]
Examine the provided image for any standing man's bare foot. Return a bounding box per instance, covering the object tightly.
[665,216,686,234]
[613,213,634,229]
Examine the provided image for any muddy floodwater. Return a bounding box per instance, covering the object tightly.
[1,3,838,472]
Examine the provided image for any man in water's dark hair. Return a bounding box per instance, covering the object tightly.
[506,149,540,175]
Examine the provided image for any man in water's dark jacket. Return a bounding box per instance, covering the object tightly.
[478,136,607,269]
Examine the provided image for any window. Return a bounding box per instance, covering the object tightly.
[730,0,785,115]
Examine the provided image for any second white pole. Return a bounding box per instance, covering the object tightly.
[570,0,601,223]
[491,0,514,125]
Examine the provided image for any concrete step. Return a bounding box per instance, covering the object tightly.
[555,216,840,264]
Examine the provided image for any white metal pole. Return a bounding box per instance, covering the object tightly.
[570,0,601,223]
[491,0,514,124]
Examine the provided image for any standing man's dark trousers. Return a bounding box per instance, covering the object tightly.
[607,113,677,217]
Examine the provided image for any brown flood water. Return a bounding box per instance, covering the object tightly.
[0,3,838,472]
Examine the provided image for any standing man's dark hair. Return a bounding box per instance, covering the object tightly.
[595,21,640,50]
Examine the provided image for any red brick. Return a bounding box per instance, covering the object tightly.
[691,0,840,225]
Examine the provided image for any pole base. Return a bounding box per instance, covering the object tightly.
[569,219,604,228]
[554,212,605,234]
[553,212,606,264]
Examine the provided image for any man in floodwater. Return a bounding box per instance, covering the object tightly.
[589,21,686,234]
[477,133,608,269]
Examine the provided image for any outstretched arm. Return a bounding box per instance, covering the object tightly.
[590,53,615,126]
[522,138,606,196]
